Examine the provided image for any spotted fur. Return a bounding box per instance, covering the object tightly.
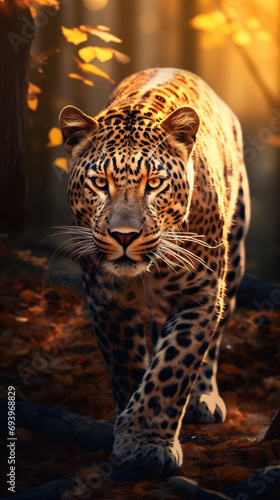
[59,68,250,474]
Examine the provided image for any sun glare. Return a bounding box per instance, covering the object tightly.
[83,0,108,11]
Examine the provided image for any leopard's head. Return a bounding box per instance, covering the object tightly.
[59,104,199,278]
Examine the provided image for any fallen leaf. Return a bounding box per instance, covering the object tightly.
[28,306,44,315]
[219,363,242,374]
[2,245,280,497]
[80,25,122,43]
[16,250,47,267]
[223,392,239,409]
[213,464,251,485]
[19,289,36,302]
[46,127,63,147]
[61,26,88,45]
[0,347,16,367]
[54,374,74,385]
[15,349,30,355]
[15,317,29,323]
[29,255,48,267]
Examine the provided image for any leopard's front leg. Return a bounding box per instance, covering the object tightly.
[83,268,149,414]
[113,287,222,474]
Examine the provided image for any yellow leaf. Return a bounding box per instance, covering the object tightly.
[29,6,37,18]
[96,24,110,31]
[232,30,251,46]
[28,96,38,111]
[246,17,261,30]
[256,30,272,43]
[25,0,60,14]
[75,58,114,83]
[28,82,41,111]
[46,127,63,147]
[80,25,122,43]
[53,157,68,173]
[68,72,94,86]
[113,50,130,64]
[78,46,113,63]
[61,26,88,45]
[35,0,59,7]
[78,46,130,64]
[26,0,59,7]
[28,82,42,94]
[191,11,226,31]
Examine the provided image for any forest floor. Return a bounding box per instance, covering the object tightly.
[0,244,280,499]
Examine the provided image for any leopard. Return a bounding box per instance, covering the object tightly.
[59,68,250,475]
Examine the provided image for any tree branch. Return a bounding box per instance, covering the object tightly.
[264,408,280,441]
[1,478,80,500]
[0,400,114,452]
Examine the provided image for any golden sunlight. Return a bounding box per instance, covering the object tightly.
[83,0,108,11]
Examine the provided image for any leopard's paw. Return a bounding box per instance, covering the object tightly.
[184,392,227,424]
[113,421,182,475]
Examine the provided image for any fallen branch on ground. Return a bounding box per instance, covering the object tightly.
[0,400,114,453]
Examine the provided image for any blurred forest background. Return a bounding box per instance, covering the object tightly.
[8,0,280,282]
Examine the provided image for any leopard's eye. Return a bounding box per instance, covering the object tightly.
[146,178,164,190]
[93,177,108,190]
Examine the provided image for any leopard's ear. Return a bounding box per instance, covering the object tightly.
[59,106,98,156]
[159,106,200,146]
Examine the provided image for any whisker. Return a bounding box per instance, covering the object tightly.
[164,228,224,249]
[147,253,161,274]
[67,246,97,262]
[156,224,225,273]
[140,273,148,304]
[51,237,92,260]
[44,225,95,284]
[83,132,96,148]
[158,243,195,273]
[160,239,212,272]
[50,226,93,236]
[155,250,179,273]
[147,132,172,163]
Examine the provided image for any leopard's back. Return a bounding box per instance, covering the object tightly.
[103,68,245,225]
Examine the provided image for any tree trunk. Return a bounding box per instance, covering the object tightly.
[0,0,35,233]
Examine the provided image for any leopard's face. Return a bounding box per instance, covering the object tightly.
[60,105,200,277]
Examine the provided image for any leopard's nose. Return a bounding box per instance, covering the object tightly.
[109,230,140,249]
